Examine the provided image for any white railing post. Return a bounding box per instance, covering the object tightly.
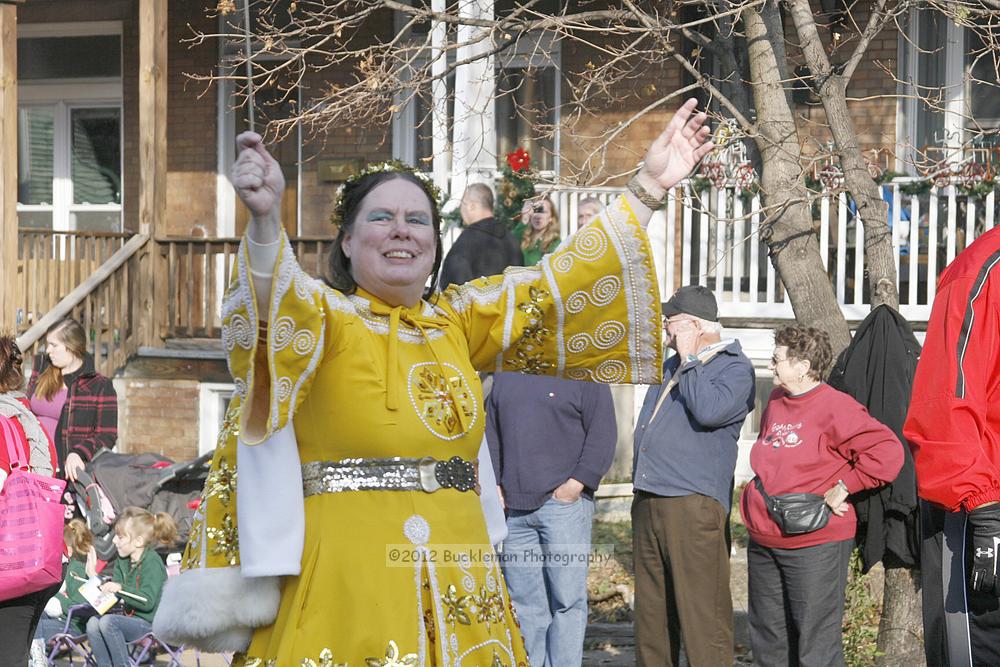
[820,194,830,270]
[665,187,676,297]
[715,187,726,297]
[908,194,920,307]
[682,186,693,286]
[836,192,847,304]
[698,189,710,286]
[928,187,939,304]
[733,193,745,304]
[946,185,957,264]
[749,196,761,304]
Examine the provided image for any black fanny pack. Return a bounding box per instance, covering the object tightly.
[753,477,832,536]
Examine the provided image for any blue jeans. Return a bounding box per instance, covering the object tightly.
[501,495,594,667]
[86,614,152,667]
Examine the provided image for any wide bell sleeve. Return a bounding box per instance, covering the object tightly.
[440,195,663,385]
[154,397,281,653]
[220,232,335,443]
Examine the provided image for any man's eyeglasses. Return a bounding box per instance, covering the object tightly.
[771,355,789,365]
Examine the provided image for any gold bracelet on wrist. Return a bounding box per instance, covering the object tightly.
[627,175,668,210]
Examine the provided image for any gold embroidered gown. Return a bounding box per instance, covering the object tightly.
[185,196,662,666]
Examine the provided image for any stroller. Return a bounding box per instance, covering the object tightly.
[70,449,213,560]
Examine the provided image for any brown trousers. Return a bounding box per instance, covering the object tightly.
[632,492,734,667]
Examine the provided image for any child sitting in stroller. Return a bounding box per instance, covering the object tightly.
[31,518,99,664]
[86,507,178,667]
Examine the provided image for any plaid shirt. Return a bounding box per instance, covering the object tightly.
[28,355,117,467]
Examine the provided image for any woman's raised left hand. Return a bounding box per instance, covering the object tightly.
[639,98,714,191]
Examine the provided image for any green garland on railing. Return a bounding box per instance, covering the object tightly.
[899,180,933,196]
[957,178,997,198]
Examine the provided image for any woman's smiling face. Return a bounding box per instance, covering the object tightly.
[340,178,437,307]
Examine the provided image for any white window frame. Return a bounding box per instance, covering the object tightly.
[896,10,971,171]
[198,382,234,456]
[16,22,123,232]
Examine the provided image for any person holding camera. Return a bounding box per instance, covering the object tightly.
[740,324,902,667]
[521,195,561,265]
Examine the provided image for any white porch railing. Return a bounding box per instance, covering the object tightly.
[446,179,997,322]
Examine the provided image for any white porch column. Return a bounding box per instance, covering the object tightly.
[449,0,496,205]
[942,18,964,164]
[430,0,449,197]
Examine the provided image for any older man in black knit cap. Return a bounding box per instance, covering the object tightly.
[631,285,755,667]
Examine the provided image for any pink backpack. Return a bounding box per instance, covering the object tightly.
[0,415,66,602]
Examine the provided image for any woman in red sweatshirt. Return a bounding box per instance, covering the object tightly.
[739,325,903,667]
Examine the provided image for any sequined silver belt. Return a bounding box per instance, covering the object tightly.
[302,456,481,497]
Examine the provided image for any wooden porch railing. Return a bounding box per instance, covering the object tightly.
[154,237,333,339]
[15,229,132,332]
[16,234,150,378]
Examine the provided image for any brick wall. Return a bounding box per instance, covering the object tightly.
[792,3,900,160]
[163,3,219,236]
[115,378,201,462]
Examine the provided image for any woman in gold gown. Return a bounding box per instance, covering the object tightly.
[154,100,713,666]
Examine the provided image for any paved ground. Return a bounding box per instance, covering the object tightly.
[53,550,752,665]
[582,548,751,666]
[65,551,748,666]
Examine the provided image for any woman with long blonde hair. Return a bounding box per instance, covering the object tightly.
[521,195,561,265]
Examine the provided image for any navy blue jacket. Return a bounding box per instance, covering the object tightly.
[632,340,755,510]
[486,373,617,511]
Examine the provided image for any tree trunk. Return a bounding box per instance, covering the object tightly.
[786,5,923,663]
[744,0,851,353]
[786,0,899,311]
[876,567,925,666]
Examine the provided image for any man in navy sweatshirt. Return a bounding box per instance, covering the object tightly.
[486,372,616,667]
[632,285,755,667]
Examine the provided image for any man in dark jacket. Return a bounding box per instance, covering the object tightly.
[439,183,523,288]
[632,285,755,667]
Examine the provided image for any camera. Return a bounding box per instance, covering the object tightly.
[532,204,544,213]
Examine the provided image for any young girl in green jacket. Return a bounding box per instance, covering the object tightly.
[86,507,177,667]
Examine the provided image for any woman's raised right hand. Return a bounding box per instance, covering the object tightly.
[232,132,285,222]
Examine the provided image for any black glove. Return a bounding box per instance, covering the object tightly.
[968,503,1000,595]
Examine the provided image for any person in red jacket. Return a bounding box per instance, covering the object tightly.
[904,224,1000,666]
[740,325,903,667]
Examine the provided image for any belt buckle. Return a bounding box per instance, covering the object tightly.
[417,456,480,494]
[418,457,442,493]
[436,456,479,493]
